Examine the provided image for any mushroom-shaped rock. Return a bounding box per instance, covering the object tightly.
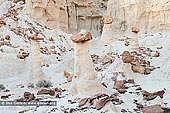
[100,15,115,45]
[70,32,106,96]
[102,15,113,24]
[122,51,134,79]
[29,35,51,87]
[131,27,140,51]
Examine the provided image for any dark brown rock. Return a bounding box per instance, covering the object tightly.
[78,98,88,107]
[144,68,151,75]
[37,89,55,96]
[71,32,92,43]
[114,80,125,89]
[131,65,145,74]
[91,54,99,64]
[141,90,165,100]
[95,97,110,110]
[64,71,71,78]
[121,109,127,112]
[18,111,24,113]
[5,35,10,40]
[132,27,140,34]
[17,51,29,59]
[24,92,35,101]
[13,0,25,3]
[24,92,31,98]
[1,94,11,99]
[0,21,6,27]
[54,87,63,94]
[127,79,135,84]
[162,107,170,113]
[117,89,127,94]
[29,35,44,41]
[122,51,133,63]
[142,105,164,113]
[136,87,142,90]
[152,90,165,98]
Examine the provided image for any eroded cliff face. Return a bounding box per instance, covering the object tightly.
[24,0,107,36]
[24,0,170,35]
[107,0,170,34]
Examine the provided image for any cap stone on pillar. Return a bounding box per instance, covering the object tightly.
[71,32,92,43]
[102,15,113,24]
[132,27,140,34]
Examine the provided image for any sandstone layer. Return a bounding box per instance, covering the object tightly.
[24,0,170,35]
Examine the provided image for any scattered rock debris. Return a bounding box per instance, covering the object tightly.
[37,89,55,96]
[77,93,122,111]
[141,90,165,101]
[142,105,164,113]
[64,71,73,82]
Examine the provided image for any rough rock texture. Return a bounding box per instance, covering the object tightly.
[24,0,170,35]
[130,27,140,51]
[30,35,46,84]
[71,32,92,43]
[107,0,170,34]
[24,0,107,36]
[70,32,106,96]
[100,15,115,44]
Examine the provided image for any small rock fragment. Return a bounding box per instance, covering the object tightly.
[117,89,127,94]
[17,51,29,59]
[64,71,73,82]
[1,94,11,99]
[5,35,10,40]
[67,75,73,82]
[101,54,115,65]
[50,45,55,49]
[136,87,142,90]
[18,111,24,113]
[91,54,99,64]
[24,92,35,101]
[95,97,110,110]
[37,89,55,96]
[0,21,6,27]
[13,0,25,3]
[121,109,127,112]
[114,80,125,89]
[127,79,135,84]
[136,103,144,109]
[141,90,165,101]
[78,98,88,107]
[131,65,145,74]
[122,51,133,63]
[142,105,164,113]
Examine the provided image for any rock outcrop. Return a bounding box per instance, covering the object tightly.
[24,0,170,35]
[70,31,105,96]
[131,27,140,51]
[107,0,170,34]
[100,15,114,44]
[29,34,51,86]
[24,0,107,36]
